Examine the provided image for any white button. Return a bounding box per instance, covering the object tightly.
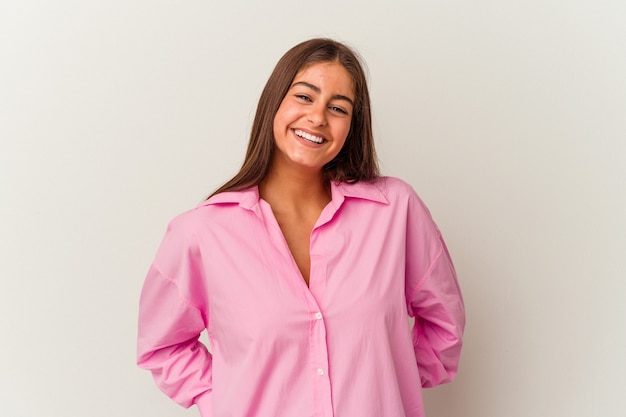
[317,368,325,376]
[314,312,323,320]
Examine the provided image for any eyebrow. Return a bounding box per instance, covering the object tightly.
[291,81,355,107]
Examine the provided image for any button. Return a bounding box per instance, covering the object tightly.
[314,312,323,320]
[317,368,325,376]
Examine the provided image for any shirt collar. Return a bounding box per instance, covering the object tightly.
[202,187,260,211]
[331,180,389,205]
[201,179,389,211]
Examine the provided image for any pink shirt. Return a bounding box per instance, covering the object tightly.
[137,176,465,417]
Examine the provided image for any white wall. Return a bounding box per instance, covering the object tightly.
[1,1,624,416]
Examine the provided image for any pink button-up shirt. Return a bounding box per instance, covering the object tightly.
[137,176,465,417]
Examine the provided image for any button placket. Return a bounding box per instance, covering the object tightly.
[310,315,332,415]
[309,225,333,415]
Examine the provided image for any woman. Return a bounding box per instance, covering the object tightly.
[137,38,465,417]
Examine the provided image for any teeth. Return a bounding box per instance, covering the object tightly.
[294,129,324,144]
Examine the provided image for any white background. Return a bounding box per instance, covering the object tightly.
[1,1,625,416]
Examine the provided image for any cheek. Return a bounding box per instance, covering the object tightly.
[273,102,296,133]
[337,121,352,145]
[273,109,289,140]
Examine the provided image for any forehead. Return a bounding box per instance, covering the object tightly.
[292,62,355,97]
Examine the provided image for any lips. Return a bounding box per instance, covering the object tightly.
[293,129,326,144]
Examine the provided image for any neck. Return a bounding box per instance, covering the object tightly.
[259,165,330,213]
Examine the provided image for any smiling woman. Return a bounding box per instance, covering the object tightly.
[210,38,380,193]
[137,38,466,417]
[272,62,354,174]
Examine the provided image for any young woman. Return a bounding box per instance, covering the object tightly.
[137,38,465,417]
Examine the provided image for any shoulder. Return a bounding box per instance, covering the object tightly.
[371,176,427,207]
[156,207,206,253]
[372,176,436,220]
[371,176,416,196]
[165,188,257,236]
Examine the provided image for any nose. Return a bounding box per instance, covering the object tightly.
[307,103,327,126]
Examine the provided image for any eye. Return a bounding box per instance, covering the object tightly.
[295,94,312,102]
[329,105,349,115]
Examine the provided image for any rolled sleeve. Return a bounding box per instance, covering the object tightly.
[409,241,465,387]
[137,215,213,411]
[404,190,465,387]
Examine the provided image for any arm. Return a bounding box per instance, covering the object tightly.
[137,217,213,415]
[405,193,465,387]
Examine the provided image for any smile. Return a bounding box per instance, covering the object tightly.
[294,129,325,144]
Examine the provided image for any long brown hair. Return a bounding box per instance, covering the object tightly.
[209,38,379,198]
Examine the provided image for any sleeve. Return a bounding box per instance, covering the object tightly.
[137,215,213,416]
[405,191,466,388]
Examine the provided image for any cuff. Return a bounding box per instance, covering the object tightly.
[195,391,213,417]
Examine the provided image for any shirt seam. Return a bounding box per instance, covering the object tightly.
[151,261,205,313]
[407,245,444,303]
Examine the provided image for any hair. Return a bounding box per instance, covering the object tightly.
[209,38,379,198]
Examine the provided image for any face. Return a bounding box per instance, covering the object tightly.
[272,61,355,174]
